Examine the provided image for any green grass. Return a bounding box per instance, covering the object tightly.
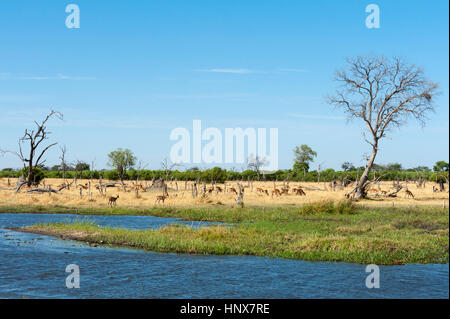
[0,200,356,222]
[11,200,449,265]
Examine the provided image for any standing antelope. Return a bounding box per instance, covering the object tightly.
[133,184,145,191]
[155,194,169,204]
[228,187,238,195]
[108,194,119,207]
[272,189,282,197]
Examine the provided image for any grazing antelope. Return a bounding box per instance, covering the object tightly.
[155,194,169,204]
[380,190,387,196]
[405,189,414,198]
[256,188,269,196]
[280,187,289,195]
[108,194,119,207]
[293,188,306,196]
[79,183,88,190]
[367,188,379,193]
[228,187,238,195]
[206,187,214,194]
[272,189,282,197]
[215,186,223,194]
[345,190,356,199]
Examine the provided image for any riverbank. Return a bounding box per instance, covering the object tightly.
[9,201,449,265]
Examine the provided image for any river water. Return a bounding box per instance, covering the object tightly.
[0,213,448,299]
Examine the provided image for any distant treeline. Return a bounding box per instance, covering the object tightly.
[1,166,448,183]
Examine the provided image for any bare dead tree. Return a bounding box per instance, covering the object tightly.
[159,158,182,195]
[328,56,438,199]
[59,145,68,184]
[160,158,181,181]
[0,109,63,188]
[247,154,267,181]
[134,160,149,196]
[136,160,149,185]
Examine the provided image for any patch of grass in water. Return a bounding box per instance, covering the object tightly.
[17,201,449,265]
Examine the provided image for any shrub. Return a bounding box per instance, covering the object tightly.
[299,200,357,215]
[335,200,357,214]
[17,167,45,185]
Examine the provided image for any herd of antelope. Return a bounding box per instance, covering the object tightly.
[106,181,426,206]
[3,177,444,208]
[345,187,416,199]
[99,182,311,206]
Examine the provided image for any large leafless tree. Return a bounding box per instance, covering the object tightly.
[247,154,267,181]
[328,56,438,199]
[0,110,63,187]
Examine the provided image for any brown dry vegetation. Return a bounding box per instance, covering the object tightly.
[0,177,448,209]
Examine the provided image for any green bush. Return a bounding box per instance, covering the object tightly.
[17,167,45,185]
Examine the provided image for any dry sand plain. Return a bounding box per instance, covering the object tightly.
[0,178,448,209]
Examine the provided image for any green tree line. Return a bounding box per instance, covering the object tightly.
[1,164,448,184]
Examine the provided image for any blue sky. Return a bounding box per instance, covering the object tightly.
[0,0,448,171]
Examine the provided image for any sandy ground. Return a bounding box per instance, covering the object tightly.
[0,178,448,209]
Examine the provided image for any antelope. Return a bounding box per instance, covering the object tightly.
[215,186,223,193]
[272,189,282,197]
[133,184,145,191]
[206,187,214,194]
[345,190,356,199]
[108,194,119,207]
[380,190,387,196]
[280,187,289,195]
[256,188,269,196]
[155,194,169,204]
[367,188,379,193]
[293,188,306,196]
[405,189,414,198]
[79,183,88,190]
[228,187,238,195]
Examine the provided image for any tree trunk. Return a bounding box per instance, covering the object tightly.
[354,143,378,199]
[27,156,33,186]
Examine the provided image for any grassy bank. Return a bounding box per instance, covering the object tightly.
[11,201,449,265]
